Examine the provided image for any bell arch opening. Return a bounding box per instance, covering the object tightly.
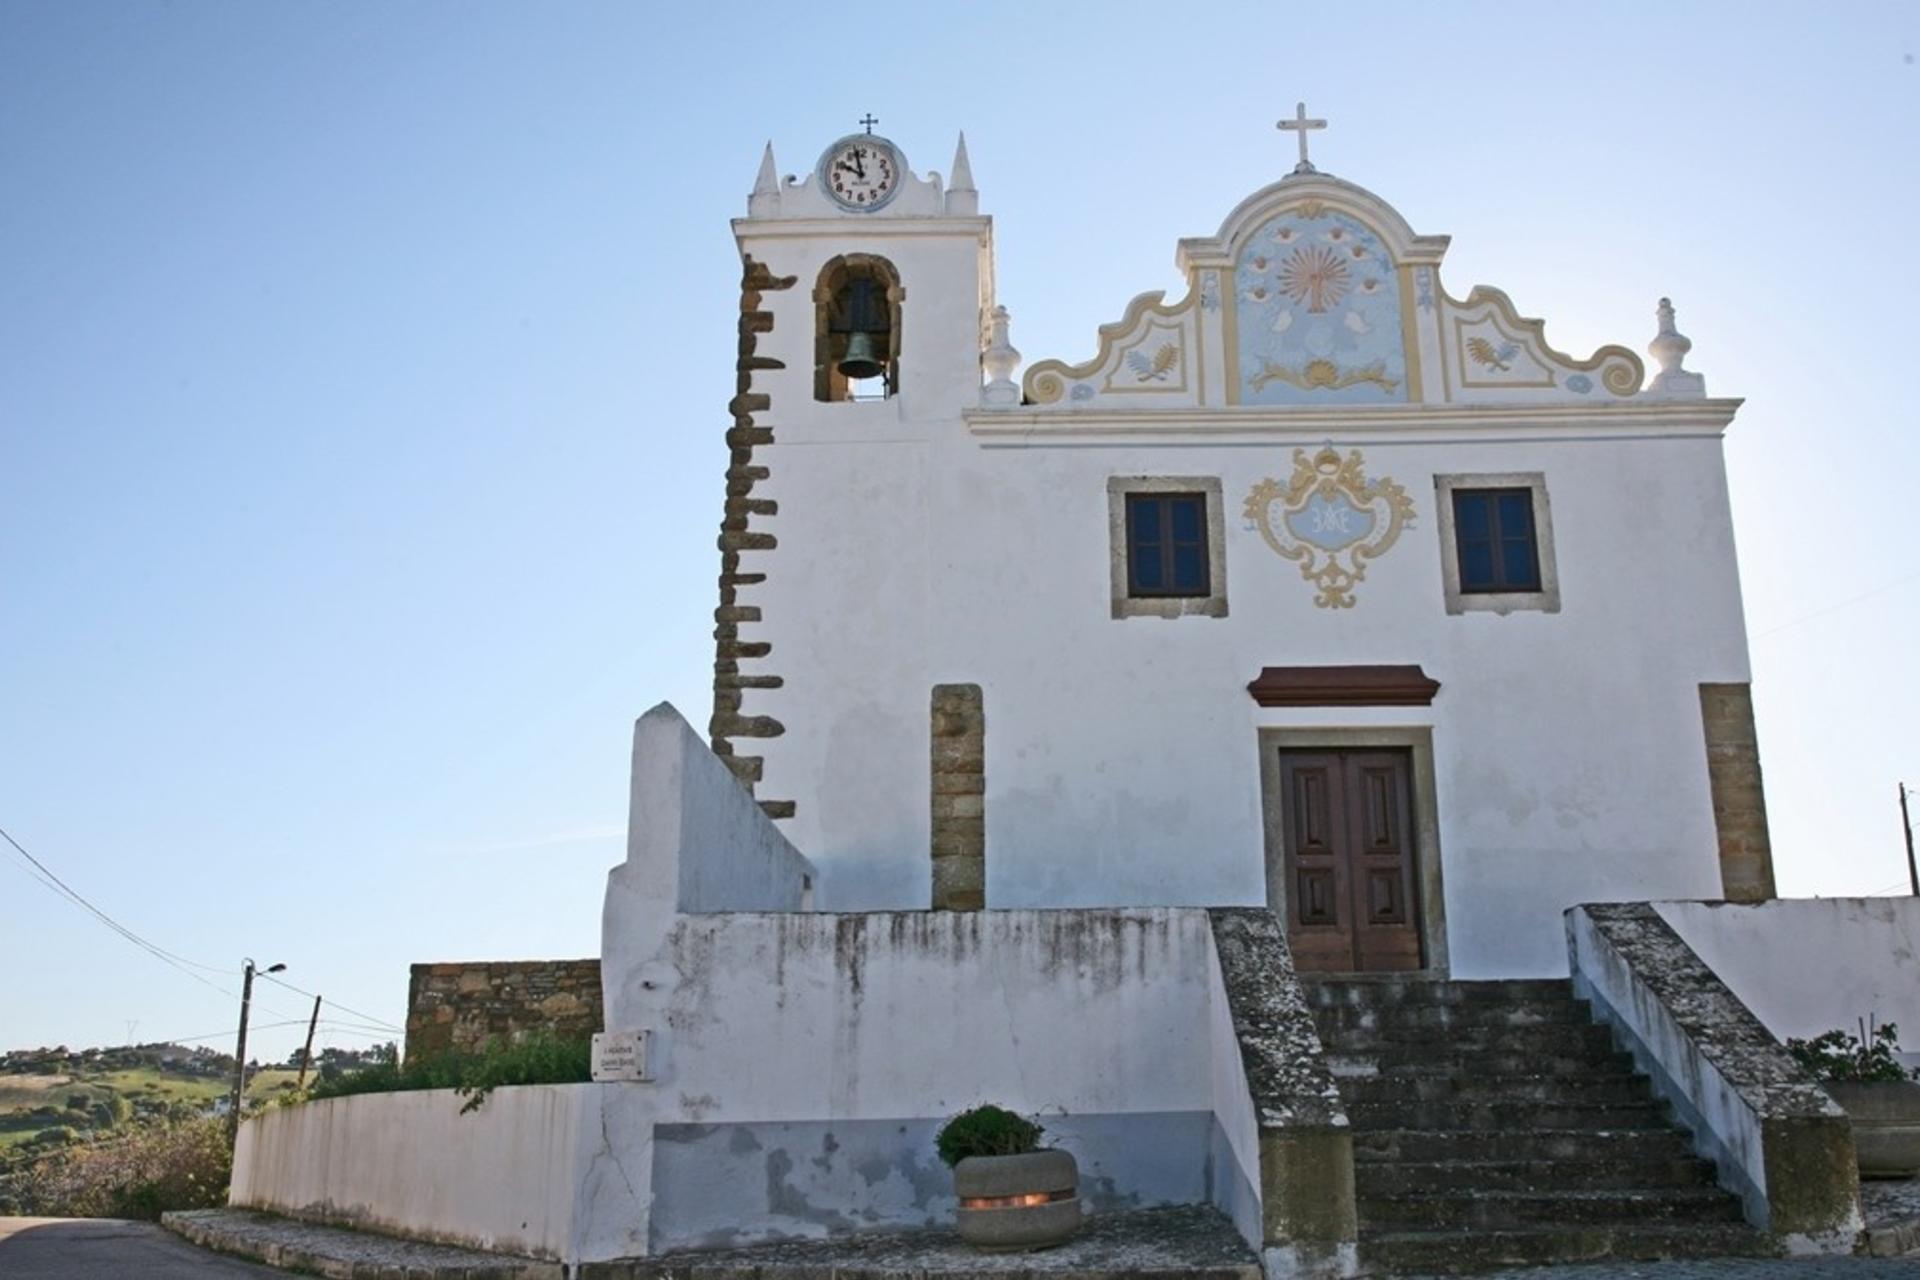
[814,255,903,402]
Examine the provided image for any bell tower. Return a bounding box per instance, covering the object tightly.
[710,126,997,878]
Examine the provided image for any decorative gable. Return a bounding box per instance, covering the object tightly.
[1018,172,1652,412]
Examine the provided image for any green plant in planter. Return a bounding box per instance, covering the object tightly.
[1785,1017,1920,1084]
[935,1104,1045,1167]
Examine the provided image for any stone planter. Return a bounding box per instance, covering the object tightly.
[953,1149,1081,1251]
[1827,1081,1920,1178]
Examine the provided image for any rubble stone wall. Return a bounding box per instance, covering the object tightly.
[404,959,602,1060]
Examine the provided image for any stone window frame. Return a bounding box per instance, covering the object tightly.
[1433,471,1561,616]
[1107,476,1228,619]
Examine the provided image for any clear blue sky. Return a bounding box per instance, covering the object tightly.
[3,3,1916,1061]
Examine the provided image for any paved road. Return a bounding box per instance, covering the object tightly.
[1,1215,1916,1279]
[0,1216,281,1278]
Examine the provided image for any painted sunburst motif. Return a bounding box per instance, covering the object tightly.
[1277,244,1351,314]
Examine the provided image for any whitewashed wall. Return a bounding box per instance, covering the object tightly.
[738,205,1750,975]
[1658,898,1920,1050]
[599,704,1249,1256]
[607,903,1231,1253]
[242,709,1258,1262]
[229,1084,651,1263]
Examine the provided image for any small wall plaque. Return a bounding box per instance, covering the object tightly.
[591,1030,652,1082]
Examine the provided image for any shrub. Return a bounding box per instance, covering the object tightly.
[17,1117,230,1219]
[1786,1017,1920,1084]
[935,1104,1045,1167]
[302,1033,591,1114]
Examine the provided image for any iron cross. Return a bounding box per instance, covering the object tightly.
[1277,101,1327,174]
[859,113,879,135]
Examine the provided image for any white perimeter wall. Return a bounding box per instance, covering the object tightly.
[237,905,1246,1263]
[229,1084,651,1263]
[231,709,1242,1262]
[626,907,1217,1121]
[1658,897,1920,1050]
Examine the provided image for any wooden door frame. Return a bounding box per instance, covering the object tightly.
[1258,727,1451,977]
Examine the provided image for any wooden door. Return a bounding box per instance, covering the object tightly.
[1277,750,1421,973]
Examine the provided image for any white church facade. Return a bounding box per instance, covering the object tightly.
[716,115,1770,980]
[217,118,1920,1279]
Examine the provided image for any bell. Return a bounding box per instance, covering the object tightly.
[838,330,885,381]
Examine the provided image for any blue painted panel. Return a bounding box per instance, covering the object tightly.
[1236,209,1408,405]
[1283,492,1376,552]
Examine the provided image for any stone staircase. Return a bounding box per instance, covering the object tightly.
[1307,977,1774,1274]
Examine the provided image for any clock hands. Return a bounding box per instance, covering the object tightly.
[827,143,891,205]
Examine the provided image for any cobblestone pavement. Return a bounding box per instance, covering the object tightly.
[1415,1260,1920,1279]
[1866,1179,1920,1231]
[164,1207,557,1277]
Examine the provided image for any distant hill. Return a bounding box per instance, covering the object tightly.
[0,1041,387,1174]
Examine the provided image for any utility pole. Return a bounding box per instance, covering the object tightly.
[229,958,284,1146]
[294,995,322,1092]
[1902,783,1919,898]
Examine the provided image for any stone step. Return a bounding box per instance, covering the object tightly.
[1324,1047,1633,1079]
[1354,1127,1696,1164]
[1344,1097,1672,1132]
[1359,1223,1774,1274]
[1313,999,1589,1033]
[1337,1072,1651,1105]
[624,1203,1261,1279]
[1355,1154,1719,1195]
[1317,1020,1616,1055]
[1304,978,1574,1009]
[1358,1186,1747,1232]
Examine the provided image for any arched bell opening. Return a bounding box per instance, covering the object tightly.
[814,255,903,402]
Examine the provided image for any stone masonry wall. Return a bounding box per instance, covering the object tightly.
[1699,682,1777,902]
[930,683,985,910]
[404,959,603,1061]
[710,255,796,821]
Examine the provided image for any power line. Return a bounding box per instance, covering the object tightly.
[257,972,403,1034]
[0,823,302,1023]
[1750,570,1920,641]
[141,1019,312,1046]
[0,824,226,974]
[1,823,400,1032]
[138,1019,396,1049]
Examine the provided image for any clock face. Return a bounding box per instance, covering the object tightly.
[823,140,898,211]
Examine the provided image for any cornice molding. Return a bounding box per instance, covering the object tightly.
[732,216,992,244]
[966,398,1743,444]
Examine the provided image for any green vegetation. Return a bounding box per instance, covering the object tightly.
[9,1117,231,1220]
[0,1035,589,1215]
[935,1104,1046,1167]
[0,1042,305,1212]
[304,1033,591,1113]
[1787,1017,1920,1084]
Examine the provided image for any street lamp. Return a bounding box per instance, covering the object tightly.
[229,958,286,1145]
